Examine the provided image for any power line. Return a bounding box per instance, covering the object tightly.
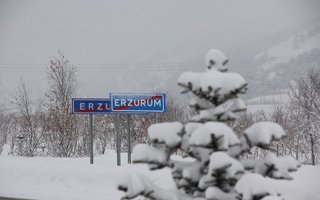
[0,61,255,72]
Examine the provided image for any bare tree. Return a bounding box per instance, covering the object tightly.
[270,105,296,157]
[0,107,16,154]
[12,79,43,157]
[289,68,320,165]
[43,51,80,157]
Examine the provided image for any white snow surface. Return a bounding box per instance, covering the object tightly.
[0,153,320,200]
[185,122,202,137]
[247,93,289,114]
[148,122,183,148]
[205,186,237,200]
[261,196,283,200]
[0,150,175,200]
[247,94,289,105]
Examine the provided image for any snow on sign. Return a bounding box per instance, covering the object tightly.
[72,98,111,114]
[110,93,166,113]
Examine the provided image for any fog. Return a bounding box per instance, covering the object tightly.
[0,0,319,107]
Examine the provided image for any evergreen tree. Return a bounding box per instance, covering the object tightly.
[116,49,300,200]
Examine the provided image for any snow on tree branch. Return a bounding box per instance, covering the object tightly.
[148,122,184,148]
[189,122,240,152]
[178,71,202,93]
[200,69,247,101]
[132,144,169,170]
[190,95,246,123]
[254,153,301,180]
[240,121,286,152]
[178,69,247,106]
[207,152,244,191]
[235,173,279,200]
[205,49,229,72]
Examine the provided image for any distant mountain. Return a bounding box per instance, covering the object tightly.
[250,22,320,97]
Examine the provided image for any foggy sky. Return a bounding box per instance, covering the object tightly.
[0,0,319,108]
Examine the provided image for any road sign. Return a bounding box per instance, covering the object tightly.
[110,93,166,113]
[72,98,111,114]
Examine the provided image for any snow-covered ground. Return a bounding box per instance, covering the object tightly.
[247,93,289,114]
[0,151,320,200]
[0,151,175,200]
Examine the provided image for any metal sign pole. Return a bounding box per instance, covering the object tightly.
[127,114,131,164]
[154,113,159,148]
[116,113,121,166]
[155,113,158,124]
[89,114,94,164]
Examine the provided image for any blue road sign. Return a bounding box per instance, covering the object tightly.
[72,98,111,114]
[110,93,166,113]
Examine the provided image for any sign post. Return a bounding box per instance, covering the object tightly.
[110,93,166,113]
[72,93,166,166]
[89,114,93,164]
[127,114,131,164]
[72,98,111,164]
[116,114,121,166]
[110,93,166,165]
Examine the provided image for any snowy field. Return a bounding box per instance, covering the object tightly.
[1,151,320,200]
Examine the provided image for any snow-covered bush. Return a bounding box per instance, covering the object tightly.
[116,49,299,200]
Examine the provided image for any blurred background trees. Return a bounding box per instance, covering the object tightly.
[0,52,318,166]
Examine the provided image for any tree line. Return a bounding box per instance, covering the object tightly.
[0,51,190,157]
[0,52,319,165]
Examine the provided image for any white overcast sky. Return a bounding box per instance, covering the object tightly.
[0,0,319,107]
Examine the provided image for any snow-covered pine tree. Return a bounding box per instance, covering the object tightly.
[116,49,300,200]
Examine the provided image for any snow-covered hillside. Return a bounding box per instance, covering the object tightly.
[255,24,320,72]
[246,93,288,114]
[249,22,320,97]
[0,152,320,200]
